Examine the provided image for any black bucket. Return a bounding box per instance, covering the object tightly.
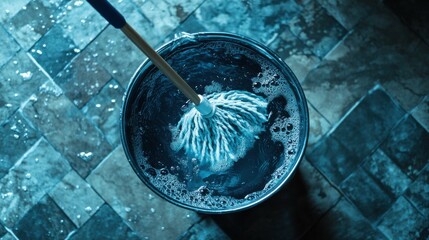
[121,32,309,214]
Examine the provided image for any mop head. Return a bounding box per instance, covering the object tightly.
[171,90,268,172]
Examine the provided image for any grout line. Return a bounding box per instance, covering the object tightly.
[26,52,53,81]
[3,225,19,240]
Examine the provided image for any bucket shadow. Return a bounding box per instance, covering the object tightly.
[208,169,330,240]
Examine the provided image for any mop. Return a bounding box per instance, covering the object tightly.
[88,0,268,171]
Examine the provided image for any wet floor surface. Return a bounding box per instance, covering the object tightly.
[0,0,428,239]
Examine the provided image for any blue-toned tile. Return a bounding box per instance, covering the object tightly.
[332,87,406,159]
[0,51,48,123]
[0,25,20,68]
[49,170,105,227]
[86,26,146,88]
[303,198,387,240]
[54,49,112,108]
[213,158,340,240]
[0,138,71,227]
[317,0,381,30]
[108,0,163,47]
[268,26,321,82]
[381,115,429,179]
[134,0,205,43]
[362,149,411,198]
[13,195,75,239]
[87,147,199,239]
[378,196,427,240]
[180,218,230,240]
[0,112,39,179]
[30,24,78,77]
[405,165,429,218]
[57,0,107,49]
[172,14,208,35]
[0,0,31,22]
[21,80,113,177]
[82,80,124,146]
[412,95,429,133]
[340,167,393,222]
[194,0,303,44]
[307,136,360,185]
[0,224,6,238]
[69,204,139,240]
[306,103,331,150]
[298,158,342,216]
[288,1,347,57]
[0,233,15,240]
[5,0,65,50]
[302,8,429,124]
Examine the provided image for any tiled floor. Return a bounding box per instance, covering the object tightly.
[0,0,428,239]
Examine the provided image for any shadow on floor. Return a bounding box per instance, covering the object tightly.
[209,168,331,240]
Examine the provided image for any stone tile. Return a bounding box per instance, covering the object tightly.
[29,24,78,77]
[69,204,140,240]
[0,26,20,68]
[21,80,113,177]
[0,0,31,23]
[288,1,347,58]
[13,195,75,239]
[180,218,230,240]
[172,14,208,35]
[298,158,342,215]
[378,196,427,240]
[307,136,360,185]
[302,8,429,124]
[0,112,39,179]
[213,158,340,240]
[268,26,321,83]
[54,49,112,108]
[194,0,304,44]
[108,0,163,47]
[82,80,124,146]
[340,167,393,222]
[303,198,387,240]
[86,26,146,88]
[317,0,380,30]
[86,146,199,239]
[405,165,429,218]
[0,138,71,227]
[360,10,429,112]
[362,149,412,198]
[133,0,205,43]
[306,103,331,150]
[1,233,17,240]
[0,51,48,123]
[381,115,429,180]
[57,0,108,49]
[5,0,65,50]
[0,233,14,240]
[49,170,105,227]
[332,87,406,159]
[412,95,429,133]
[0,224,6,238]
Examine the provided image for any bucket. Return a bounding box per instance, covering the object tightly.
[121,32,309,214]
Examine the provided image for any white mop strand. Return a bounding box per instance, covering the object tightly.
[171,90,268,172]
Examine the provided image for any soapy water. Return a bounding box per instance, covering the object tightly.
[126,38,304,211]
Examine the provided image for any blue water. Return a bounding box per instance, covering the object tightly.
[126,38,303,210]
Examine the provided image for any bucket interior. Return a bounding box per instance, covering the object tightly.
[121,33,309,213]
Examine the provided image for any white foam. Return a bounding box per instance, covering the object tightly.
[139,41,303,210]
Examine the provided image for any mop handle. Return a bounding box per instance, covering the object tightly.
[87,0,201,105]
